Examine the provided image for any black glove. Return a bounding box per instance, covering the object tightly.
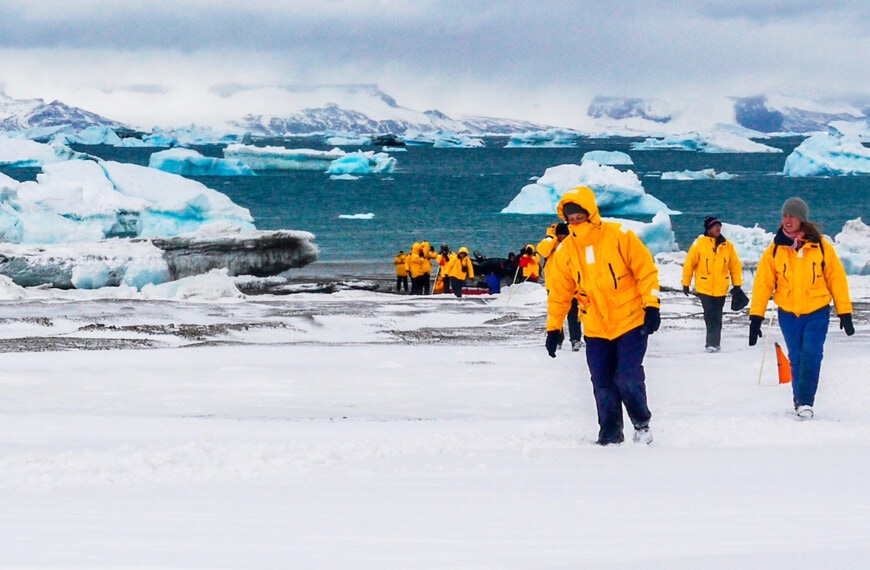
[641,307,660,335]
[730,285,749,311]
[546,330,564,358]
[839,313,855,336]
[749,315,763,346]
[682,286,690,296]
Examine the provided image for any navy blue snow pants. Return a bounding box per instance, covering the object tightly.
[778,307,829,408]
[585,326,652,444]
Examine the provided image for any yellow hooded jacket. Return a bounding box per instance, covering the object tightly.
[394,252,409,277]
[407,243,429,279]
[546,186,661,340]
[750,231,851,318]
[519,244,540,280]
[444,247,475,280]
[682,235,743,297]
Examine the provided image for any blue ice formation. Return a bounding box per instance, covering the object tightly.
[0,159,255,244]
[505,129,582,148]
[581,150,634,166]
[833,218,870,275]
[630,131,781,153]
[501,162,677,217]
[149,148,255,176]
[326,151,396,174]
[0,135,80,167]
[615,211,678,255]
[660,169,735,180]
[223,144,346,170]
[783,133,870,176]
[402,130,484,148]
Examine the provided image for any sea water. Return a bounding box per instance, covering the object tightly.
[57,138,870,279]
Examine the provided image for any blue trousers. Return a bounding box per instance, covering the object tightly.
[778,307,829,407]
[585,327,652,443]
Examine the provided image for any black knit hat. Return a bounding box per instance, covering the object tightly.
[703,216,722,231]
[555,223,569,236]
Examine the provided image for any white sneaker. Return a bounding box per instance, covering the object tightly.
[705,346,721,353]
[571,340,584,352]
[795,405,814,420]
[632,427,653,445]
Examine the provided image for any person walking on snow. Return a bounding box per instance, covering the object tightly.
[545,186,661,446]
[443,246,475,298]
[538,222,583,351]
[749,197,854,421]
[681,216,746,352]
[393,250,409,293]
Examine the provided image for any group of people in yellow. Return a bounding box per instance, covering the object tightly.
[540,188,853,445]
[393,241,476,297]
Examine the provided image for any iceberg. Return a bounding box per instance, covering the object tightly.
[149,148,255,176]
[338,213,375,220]
[501,162,677,217]
[833,218,870,275]
[325,151,396,174]
[403,130,484,148]
[612,210,678,255]
[631,131,782,153]
[505,129,582,148]
[52,126,124,146]
[0,135,78,167]
[783,133,870,176]
[1,159,255,244]
[581,151,634,166]
[223,144,345,170]
[661,168,735,180]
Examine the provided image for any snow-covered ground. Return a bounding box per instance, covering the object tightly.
[2,276,869,568]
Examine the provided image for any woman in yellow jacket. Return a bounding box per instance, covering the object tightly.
[545,186,661,445]
[749,197,854,420]
[681,216,744,352]
[443,246,475,297]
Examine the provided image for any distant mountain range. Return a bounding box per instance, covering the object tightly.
[1,85,868,139]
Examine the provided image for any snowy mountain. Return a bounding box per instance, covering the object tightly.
[0,85,868,139]
[0,92,121,134]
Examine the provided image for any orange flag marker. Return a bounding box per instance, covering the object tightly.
[775,342,792,384]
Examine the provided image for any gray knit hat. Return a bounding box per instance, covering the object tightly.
[782,197,809,223]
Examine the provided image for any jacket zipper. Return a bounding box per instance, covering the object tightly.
[608,264,617,289]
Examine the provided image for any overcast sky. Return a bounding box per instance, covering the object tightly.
[0,0,867,128]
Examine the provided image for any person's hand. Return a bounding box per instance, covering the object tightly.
[545,330,564,358]
[682,286,690,296]
[641,307,660,335]
[749,315,763,346]
[839,313,855,336]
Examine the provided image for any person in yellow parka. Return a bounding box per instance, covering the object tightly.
[545,186,661,446]
[407,242,429,295]
[420,240,439,294]
[538,222,583,350]
[518,244,540,282]
[749,197,854,421]
[681,216,745,352]
[393,250,409,293]
[443,246,475,298]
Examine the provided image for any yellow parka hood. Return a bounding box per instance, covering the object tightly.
[557,186,601,225]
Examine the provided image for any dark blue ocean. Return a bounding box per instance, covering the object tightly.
[33,137,870,277]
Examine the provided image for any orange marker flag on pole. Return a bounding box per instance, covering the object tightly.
[775,342,792,384]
